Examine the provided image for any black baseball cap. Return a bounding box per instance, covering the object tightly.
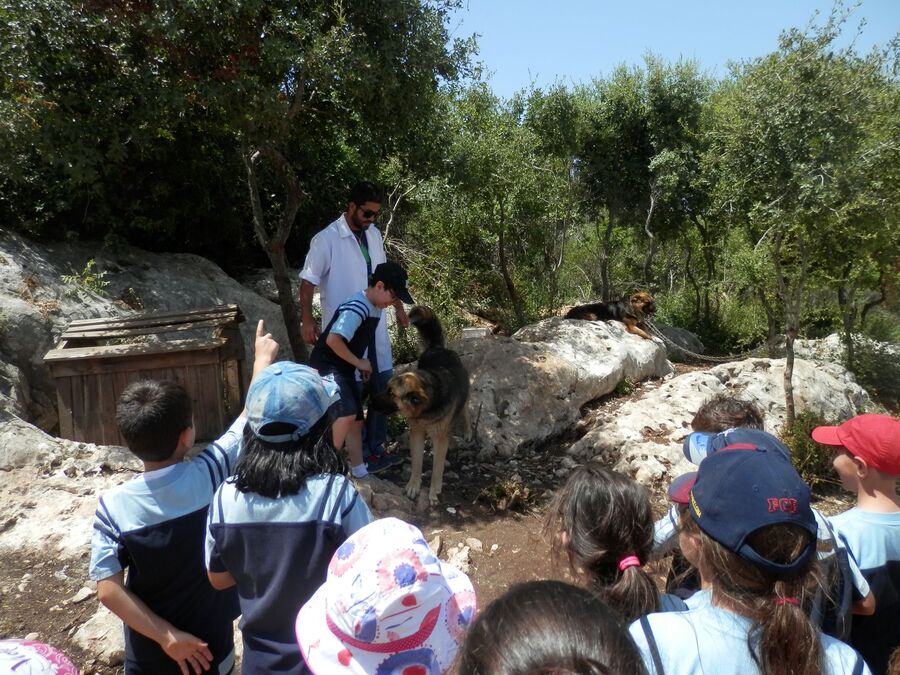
[371,262,414,304]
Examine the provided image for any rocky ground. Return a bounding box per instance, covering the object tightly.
[0,363,859,674]
[0,231,879,673]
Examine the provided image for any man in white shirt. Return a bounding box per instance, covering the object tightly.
[299,181,409,473]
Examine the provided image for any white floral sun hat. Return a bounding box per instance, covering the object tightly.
[296,517,476,674]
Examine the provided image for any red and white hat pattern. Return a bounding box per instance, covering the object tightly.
[297,518,476,675]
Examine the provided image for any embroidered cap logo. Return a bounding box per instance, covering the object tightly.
[766,498,798,513]
[690,490,702,517]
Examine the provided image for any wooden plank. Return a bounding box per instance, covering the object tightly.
[71,376,86,442]
[64,306,242,331]
[66,304,241,326]
[62,317,240,341]
[44,338,228,363]
[188,366,206,439]
[223,358,243,420]
[46,350,224,378]
[98,373,119,445]
[82,375,101,444]
[194,364,221,441]
[56,376,75,441]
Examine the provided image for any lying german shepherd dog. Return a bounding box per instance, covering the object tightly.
[370,306,470,505]
[564,291,656,340]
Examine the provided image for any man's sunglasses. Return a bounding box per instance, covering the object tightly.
[358,207,379,219]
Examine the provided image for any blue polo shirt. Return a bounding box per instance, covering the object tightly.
[89,416,245,674]
[831,508,900,675]
[206,473,372,675]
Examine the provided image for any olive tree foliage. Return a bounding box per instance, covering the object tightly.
[0,0,474,360]
[576,67,651,302]
[710,9,899,424]
[397,82,583,331]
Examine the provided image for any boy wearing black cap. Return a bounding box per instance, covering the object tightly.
[309,261,414,479]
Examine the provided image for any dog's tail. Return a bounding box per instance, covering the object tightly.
[409,305,445,349]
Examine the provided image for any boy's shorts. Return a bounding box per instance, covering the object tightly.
[326,370,363,420]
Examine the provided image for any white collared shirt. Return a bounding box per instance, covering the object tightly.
[300,214,392,372]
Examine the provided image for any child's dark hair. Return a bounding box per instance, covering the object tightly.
[545,463,659,623]
[232,416,345,498]
[458,580,648,675]
[681,512,824,675]
[691,394,765,433]
[115,380,192,462]
[348,180,382,206]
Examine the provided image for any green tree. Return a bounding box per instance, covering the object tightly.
[1,0,474,360]
[712,8,899,423]
[577,67,652,301]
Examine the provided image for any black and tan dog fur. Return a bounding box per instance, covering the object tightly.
[564,291,656,340]
[370,306,470,505]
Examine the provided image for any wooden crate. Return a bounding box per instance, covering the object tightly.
[44,305,246,445]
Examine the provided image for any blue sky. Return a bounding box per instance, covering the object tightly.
[448,1,900,98]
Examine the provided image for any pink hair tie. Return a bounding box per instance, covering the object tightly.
[618,555,641,572]
[774,597,799,606]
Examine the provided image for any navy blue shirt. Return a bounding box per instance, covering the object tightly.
[831,508,900,675]
[206,473,373,674]
[90,417,245,674]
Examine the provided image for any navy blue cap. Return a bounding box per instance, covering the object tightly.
[686,446,817,577]
[683,428,791,465]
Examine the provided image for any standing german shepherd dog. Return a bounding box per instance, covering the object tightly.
[370,306,470,505]
[564,291,656,340]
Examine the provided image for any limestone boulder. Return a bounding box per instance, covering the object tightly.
[0,230,287,431]
[570,357,871,486]
[654,323,705,361]
[455,317,671,458]
[71,605,125,667]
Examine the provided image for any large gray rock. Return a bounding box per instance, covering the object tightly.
[654,323,705,361]
[71,605,125,667]
[456,317,671,458]
[570,357,870,485]
[0,230,287,430]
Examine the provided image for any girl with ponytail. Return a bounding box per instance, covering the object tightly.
[546,463,687,623]
[630,445,870,675]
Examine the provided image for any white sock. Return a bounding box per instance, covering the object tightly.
[351,464,368,479]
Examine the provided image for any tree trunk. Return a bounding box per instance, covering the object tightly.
[694,217,716,326]
[837,281,857,372]
[496,198,526,326]
[642,189,657,285]
[599,212,615,302]
[784,324,797,427]
[242,142,308,362]
[772,227,807,428]
[684,243,701,320]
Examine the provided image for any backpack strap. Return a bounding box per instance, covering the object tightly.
[639,616,665,675]
[851,651,864,675]
[316,474,337,521]
[327,475,352,523]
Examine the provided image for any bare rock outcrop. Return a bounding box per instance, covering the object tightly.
[570,357,870,485]
[0,230,287,432]
[457,317,671,458]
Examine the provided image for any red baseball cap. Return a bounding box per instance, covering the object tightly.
[811,414,900,475]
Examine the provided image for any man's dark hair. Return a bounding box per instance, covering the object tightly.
[348,180,382,207]
[116,380,193,462]
[232,417,345,498]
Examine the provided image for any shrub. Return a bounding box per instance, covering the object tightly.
[851,336,900,413]
[780,410,839,488]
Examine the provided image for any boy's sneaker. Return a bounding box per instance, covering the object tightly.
[366,452,404,474]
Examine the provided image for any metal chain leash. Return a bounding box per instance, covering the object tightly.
[645,320,772,364]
